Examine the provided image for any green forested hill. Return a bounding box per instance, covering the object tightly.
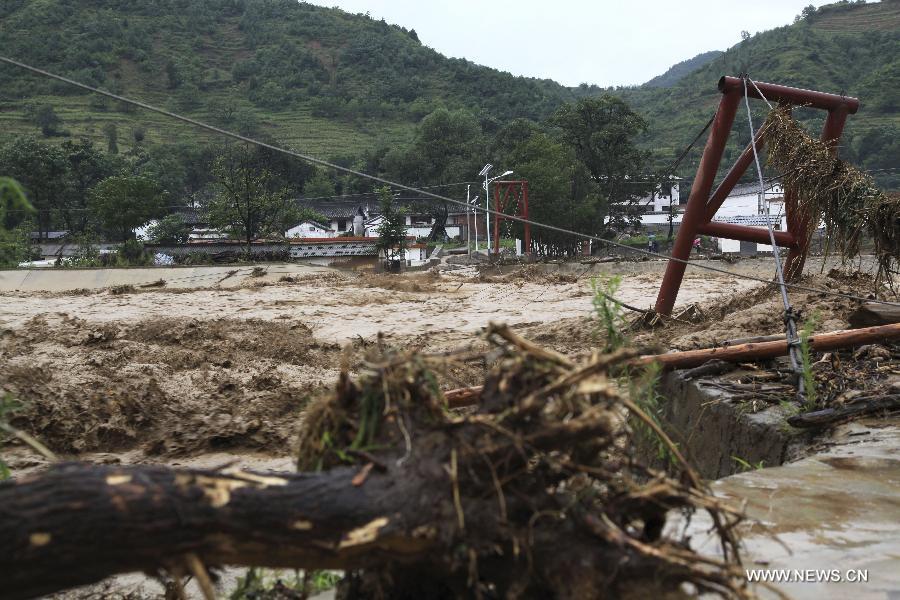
[0,0,897,188]
[642,51,724,88]
[0,0,579,158]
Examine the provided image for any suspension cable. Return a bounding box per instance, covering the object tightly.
[744,76,804,393]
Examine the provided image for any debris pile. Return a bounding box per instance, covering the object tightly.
[296,325,751,598]
[764,107,900,281]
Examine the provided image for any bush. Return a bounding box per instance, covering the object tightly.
[147,214,190,245]
[117,239,151,265]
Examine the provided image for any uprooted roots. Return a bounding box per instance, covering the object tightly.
[296,324,754,599]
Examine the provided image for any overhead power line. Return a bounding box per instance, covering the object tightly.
[1,55,898,308]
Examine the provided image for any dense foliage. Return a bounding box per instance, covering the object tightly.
[0,177,34,267]
[0,0,895,190]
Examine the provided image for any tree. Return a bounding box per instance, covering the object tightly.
[0,136,69,238]
[551,96,653,237]
[25,104,62,137]
[129,143,217,208]
[492,125,591,256]
[374,185,407,269]
[88,176,164,242]
[60,139,120,233]
[206,144,297,252]
[0,177,35,267]
[381,108,484,186]
[165,59,182,89]
[132,125,146,145]
[146,214,191,245]
[302,170,336,198]
[103,123,119,154]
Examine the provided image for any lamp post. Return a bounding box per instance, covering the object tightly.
[479,164,513,254]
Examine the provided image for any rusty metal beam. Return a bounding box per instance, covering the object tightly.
[654,89,742,316]
[718,76,859,113]
[491,180,531,256]
[654,77,859,315]
[697,222,797,248]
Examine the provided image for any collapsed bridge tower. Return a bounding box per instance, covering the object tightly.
[654,76,859,316]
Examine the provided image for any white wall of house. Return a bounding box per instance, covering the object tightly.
[286,221,334,238]
[405,246,428,265]
[639,185,784,228]
[639,182,681,213]
[188,228,228,241]
[364,216,460,239]
[715,184,783,217]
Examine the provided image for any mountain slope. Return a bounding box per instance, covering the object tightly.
[0,0,579,157]
[619,0,900,188]
[642,51,723,88]
[0,0,896,188]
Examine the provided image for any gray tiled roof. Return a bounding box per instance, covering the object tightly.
[713,214,782,226]
[728,181,782,197]
[296,194,467,219]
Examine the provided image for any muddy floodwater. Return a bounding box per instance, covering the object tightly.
[2,257,898,598]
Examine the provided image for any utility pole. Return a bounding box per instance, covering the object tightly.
[466,184,471,255]
[472,194,480,253]
[478,164,493,255]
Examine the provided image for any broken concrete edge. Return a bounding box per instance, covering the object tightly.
[657,370,812,479]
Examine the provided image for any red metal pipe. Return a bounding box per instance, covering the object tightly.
[654,90,742,315]
[522,180,531,255]
[697,221,797,248]
[718,76,859,113]
[491,181,531,255]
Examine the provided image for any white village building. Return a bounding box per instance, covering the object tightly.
[293,196,465,241]
[285,219,335,239]
[640,180,788,253]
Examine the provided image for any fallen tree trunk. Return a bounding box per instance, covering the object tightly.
[0,463,433,600]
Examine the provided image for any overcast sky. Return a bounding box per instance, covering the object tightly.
[305,0,838,87]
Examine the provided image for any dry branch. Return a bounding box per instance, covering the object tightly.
[444,323,900,408]
[764,107,899,281]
